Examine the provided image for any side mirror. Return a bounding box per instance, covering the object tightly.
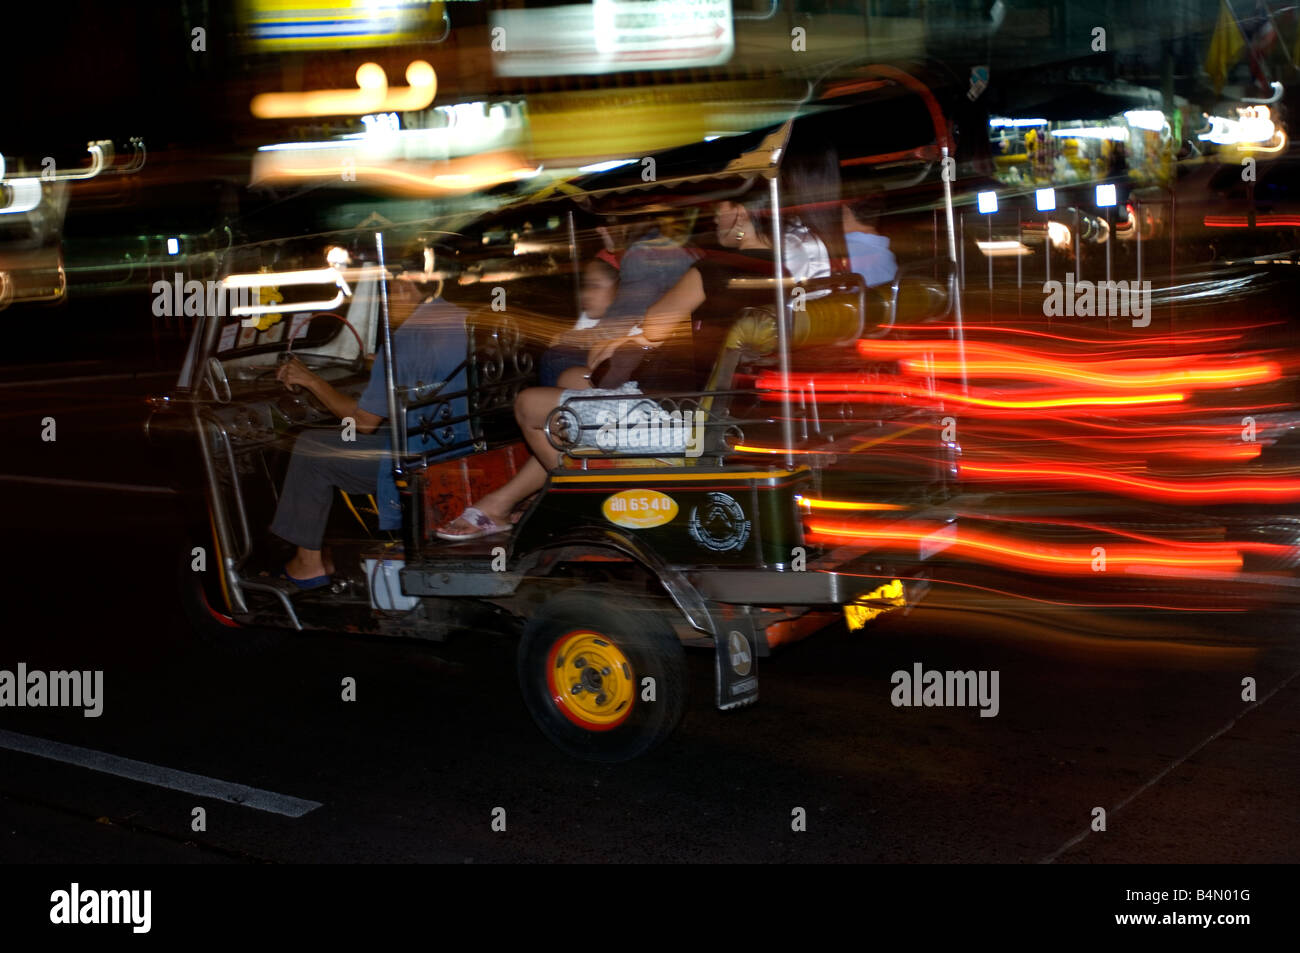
[205,357,231,403]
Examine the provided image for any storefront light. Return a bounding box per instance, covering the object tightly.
[1050,126,1128,141]
[1047,221,1071,250]
[1123,110,1166,132]
[977,191,998,214]
[989,118,1048,128]
[1198,106,1278,145]
[578,159,637,173]
[1096,184,1117,207]
[1035,188,1056,212]
[976,240,1030,257]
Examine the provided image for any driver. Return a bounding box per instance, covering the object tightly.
[269,249,470,589]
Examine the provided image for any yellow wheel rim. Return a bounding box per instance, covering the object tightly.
[546,629,636,731]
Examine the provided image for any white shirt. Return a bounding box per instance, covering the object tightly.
[783,219,831,283]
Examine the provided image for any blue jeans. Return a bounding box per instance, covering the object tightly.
[539,345,588,387]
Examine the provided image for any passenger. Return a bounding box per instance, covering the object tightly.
[542,212,698,388]
[270,250,470,588]
[538,255,619,387]
[779,135,846,279]
[842,190,898,288]
[434,185,806,541]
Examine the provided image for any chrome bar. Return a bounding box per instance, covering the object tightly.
[237,578,303,631]
[941,145,968,395]
[193,409,247,614]
[768,174,795,468]
[376,232,403,489]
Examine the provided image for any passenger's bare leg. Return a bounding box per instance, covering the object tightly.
[439,387,564,533]
[556,365,592,390]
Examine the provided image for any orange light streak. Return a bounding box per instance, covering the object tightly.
[805,520,1243,576]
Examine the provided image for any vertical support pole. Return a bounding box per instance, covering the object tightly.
[1074,206,1081,280]
[1045,212,1052,285]
[1136,201,1143,290]
[1169,189,1176,336]
[567,210,581,318]
[1105,206,1113,285]
[987,214,993,321]
[941,145,968,395]
[1016,206,1022,320]
[959,214,966,290]
[375,232,408,551]
[769,175,795,467]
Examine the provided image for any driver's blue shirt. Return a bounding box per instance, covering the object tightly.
[357,297,471,530]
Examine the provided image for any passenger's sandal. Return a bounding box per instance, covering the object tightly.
[435,506,512,541]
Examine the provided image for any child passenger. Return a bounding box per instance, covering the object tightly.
[539,256,620,387]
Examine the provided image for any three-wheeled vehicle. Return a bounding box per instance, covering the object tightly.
[148,65,966,761]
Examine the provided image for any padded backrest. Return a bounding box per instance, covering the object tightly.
[702,273,881,401]
[789,274,869,347]
[894,278,949,323]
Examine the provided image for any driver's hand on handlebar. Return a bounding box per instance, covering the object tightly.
[276,356,319,392]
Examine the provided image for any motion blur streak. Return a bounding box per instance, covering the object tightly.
[953,511,1291,556]
[914,324,1258,347]
[796,497,907,511]
[958,463,1300,502]
[902,358,1280,390]
[757,376,1187,410]
[951,421,1264,461]
[805,521,1244,576]
[858,573,1250,614]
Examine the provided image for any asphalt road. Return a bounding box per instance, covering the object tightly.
[0,367,1296,864]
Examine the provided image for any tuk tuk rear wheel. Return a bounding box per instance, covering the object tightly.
[517,591,686,762]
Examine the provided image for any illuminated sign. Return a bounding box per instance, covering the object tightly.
[492,0,734,77]
[250,61,436,118]
[241,0,447,52]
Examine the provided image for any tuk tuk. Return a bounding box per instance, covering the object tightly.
[147,64,964,761]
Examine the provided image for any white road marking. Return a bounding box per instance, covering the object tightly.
[0,729,322,818]
[0,474,176,495]
[1039,664,1300,863]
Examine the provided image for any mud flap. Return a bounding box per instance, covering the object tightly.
[708,603,760,710]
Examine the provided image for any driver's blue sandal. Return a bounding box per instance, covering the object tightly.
[280,567,332,591]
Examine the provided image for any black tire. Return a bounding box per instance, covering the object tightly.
[517,590,687,763]
[177,541,287,655]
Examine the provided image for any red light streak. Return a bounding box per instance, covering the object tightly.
[958,462,1300,502]
[953,510,1290,556]
[805,520,1243,576]
[757,375,1187,410]
[903,358,1279,390]
[1204,214,1300,227]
